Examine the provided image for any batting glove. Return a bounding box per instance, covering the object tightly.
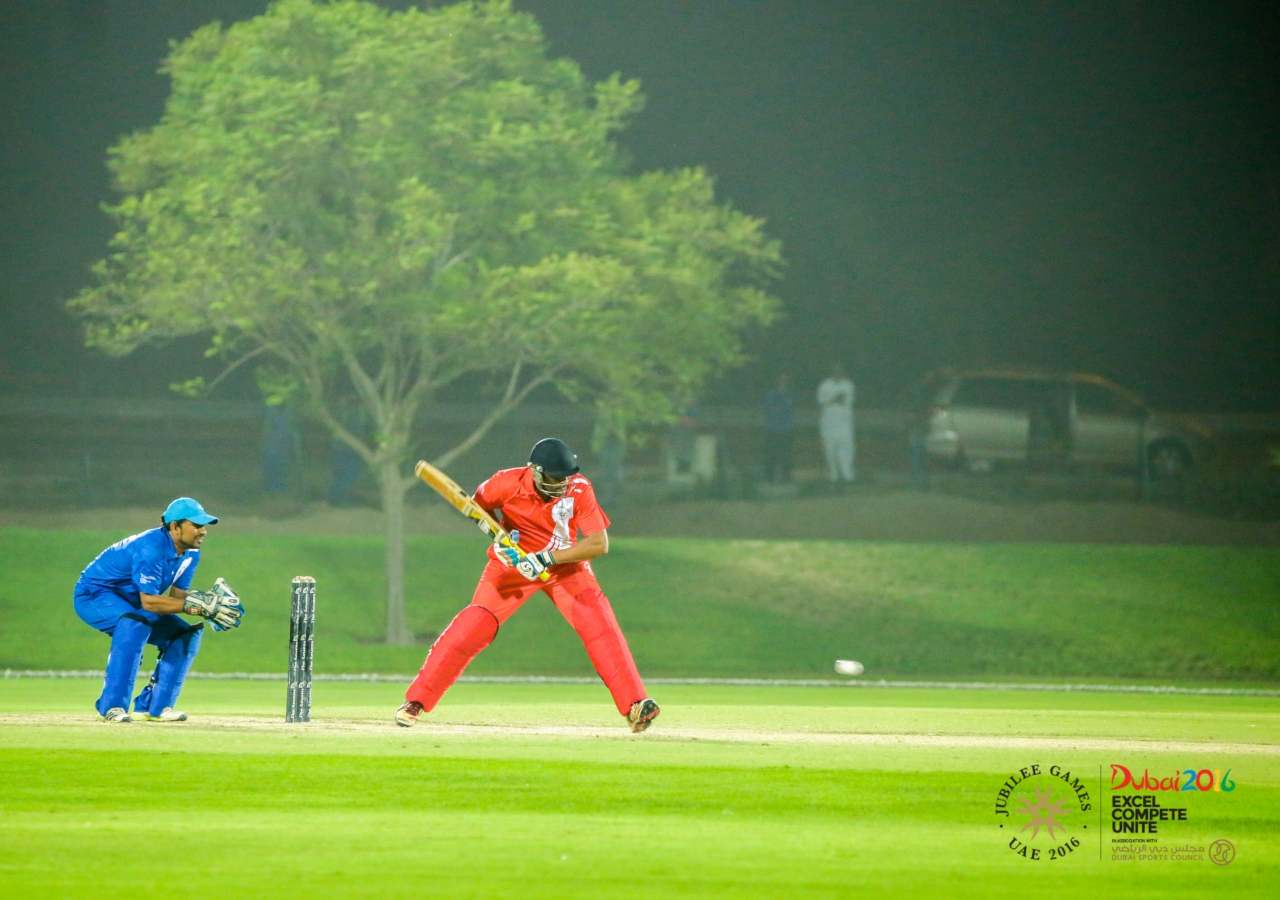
[517,551,555,581]
[183,577,245,631]
[492,530,522,567]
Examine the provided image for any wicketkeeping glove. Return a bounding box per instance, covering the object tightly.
[516,551,555,581]
[183,577,245,631]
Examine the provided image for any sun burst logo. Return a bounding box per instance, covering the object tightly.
[1017,785,1071,840]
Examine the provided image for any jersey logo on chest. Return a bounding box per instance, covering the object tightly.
[550,497,575,549]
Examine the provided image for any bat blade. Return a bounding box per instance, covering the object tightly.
[414,460,479,516]
[413,460,549,581]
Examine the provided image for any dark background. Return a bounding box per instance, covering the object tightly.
[2,0,1279,410]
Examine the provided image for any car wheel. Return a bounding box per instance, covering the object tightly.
[1147,441,1192,480]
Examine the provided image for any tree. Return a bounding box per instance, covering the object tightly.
[70,0,781,644]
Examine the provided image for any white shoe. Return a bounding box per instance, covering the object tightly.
[144,708,188,722]
[100,707,132,723]
[395,701,423,727]
[627,698,660,733]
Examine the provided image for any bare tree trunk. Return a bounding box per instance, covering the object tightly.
[378,459,413,646]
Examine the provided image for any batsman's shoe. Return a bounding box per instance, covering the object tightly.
[100,707,132,723]
[144,708,188,722]
[627,698,660,733]
[395,701,424,728]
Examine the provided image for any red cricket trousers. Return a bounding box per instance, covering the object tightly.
[406,560,647,716]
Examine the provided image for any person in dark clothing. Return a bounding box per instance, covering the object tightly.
[329,400,367,506]
[263,403,298,495]
[762,374,797,483]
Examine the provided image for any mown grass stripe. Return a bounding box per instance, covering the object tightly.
[5,669,1280,696]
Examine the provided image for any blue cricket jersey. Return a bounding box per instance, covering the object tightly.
[76,527,200,607]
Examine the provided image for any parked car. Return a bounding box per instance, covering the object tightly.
[921,370,1208,478]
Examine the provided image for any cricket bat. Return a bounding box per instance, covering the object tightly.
[414,460,549,581]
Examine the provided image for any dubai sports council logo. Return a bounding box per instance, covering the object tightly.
[993,764,1093,861]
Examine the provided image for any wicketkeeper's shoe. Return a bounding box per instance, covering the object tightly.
[144,708,188,722]
[627,698,660,733]
[395,701,424,727]
[100,707,132,723]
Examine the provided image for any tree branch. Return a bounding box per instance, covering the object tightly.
[202,342,275,395]
[293,351,379,466]
[329,329,385,424]
[429,365,557,471]
[502,356,524,404]
[313,399,378,465]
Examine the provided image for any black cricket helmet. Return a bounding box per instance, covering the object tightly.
[529,438,579,498]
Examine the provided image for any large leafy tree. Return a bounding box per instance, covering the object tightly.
[71,0,781,644]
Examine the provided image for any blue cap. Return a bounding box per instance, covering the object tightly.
[162,497,219,526]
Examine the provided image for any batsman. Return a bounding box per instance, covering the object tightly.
[397,439,659,733]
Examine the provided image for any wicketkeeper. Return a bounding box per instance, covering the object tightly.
[73,497,245,722]
[397,439,659,732]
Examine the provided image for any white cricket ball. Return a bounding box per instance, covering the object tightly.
[834,659,864,676]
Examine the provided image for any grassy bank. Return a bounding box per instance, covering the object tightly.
[2,529,1277,681]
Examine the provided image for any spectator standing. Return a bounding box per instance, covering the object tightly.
[592,408,626,506]
[908,378,933,489]
[668,398,703,479]
[761,374,797,483]
[262,402,298,495]
[329,399,367,506]
[817,364,855,485]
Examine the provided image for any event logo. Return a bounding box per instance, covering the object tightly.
[1110,765,1235,793]
[993,764,1092,861]
[1108,762,1239,863]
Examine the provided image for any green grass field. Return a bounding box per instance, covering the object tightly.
[4,527,1279,895]
[1,680,1277,899]
[3,529,1279,681]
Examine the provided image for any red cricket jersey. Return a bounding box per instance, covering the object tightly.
[474,467,610,564]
